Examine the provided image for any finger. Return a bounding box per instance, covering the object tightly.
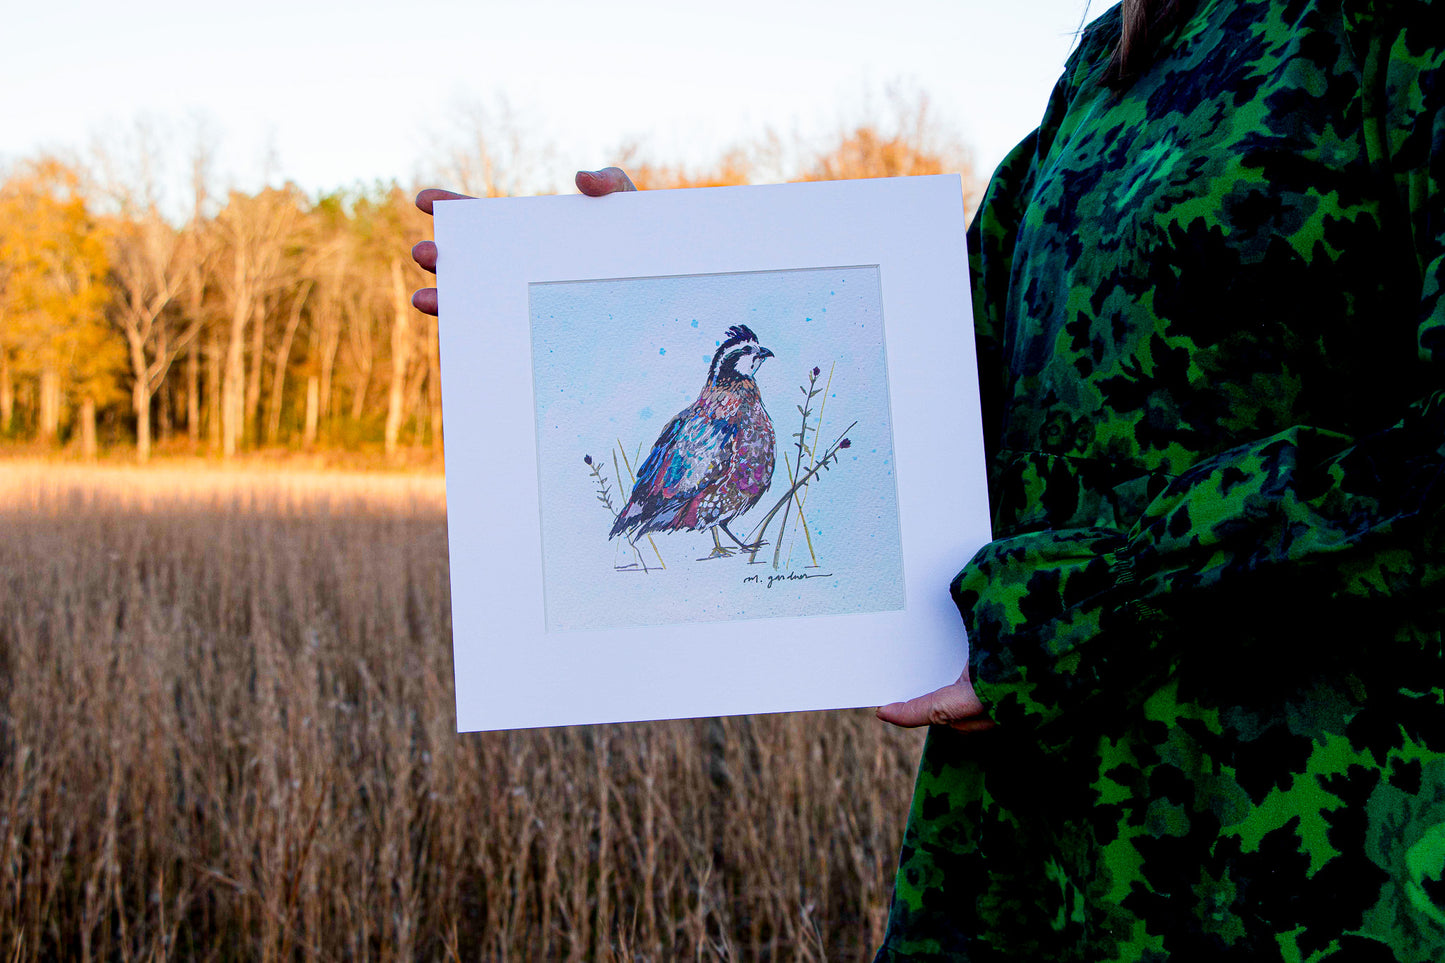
[415,188,474,215]
[575,167,638,196]
[876,681,988,730]
[412,288,438,316]
[412,240,437,274]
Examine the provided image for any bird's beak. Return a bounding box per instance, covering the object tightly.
[757,347,774,360]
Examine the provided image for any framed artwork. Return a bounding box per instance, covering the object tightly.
[435,175,991,731]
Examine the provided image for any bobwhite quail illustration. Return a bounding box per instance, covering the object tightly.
[610,324,776,558]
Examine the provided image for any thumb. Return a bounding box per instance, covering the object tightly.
[576,167,638,196]
[415,188,474,215]
[876,672,994,731]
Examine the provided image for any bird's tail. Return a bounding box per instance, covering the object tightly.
[609,501,644,539]
[609,493,696,540]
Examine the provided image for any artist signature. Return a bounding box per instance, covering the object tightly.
[742,571,834,589]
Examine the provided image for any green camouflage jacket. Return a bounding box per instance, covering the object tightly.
[878,0,1445,959]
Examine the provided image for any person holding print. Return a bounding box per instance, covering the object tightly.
[413,0,1445,956]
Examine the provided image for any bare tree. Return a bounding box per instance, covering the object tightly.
[265,278,312,444]
[90,121,203,461]
[305,253,345,446]
[429,95,558,198]
[0,258,13,434]
[214,186,304,457]
[343,288,375,425]
[611,140,756,190]
[799,86,976,212]
[106,212,198,461]
[383,256,413,457]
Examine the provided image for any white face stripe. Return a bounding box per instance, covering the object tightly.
[723,345,759,376]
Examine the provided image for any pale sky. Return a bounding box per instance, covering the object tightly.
[4,0,1096,204]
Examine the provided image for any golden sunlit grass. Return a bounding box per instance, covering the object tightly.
[0,462,923,960]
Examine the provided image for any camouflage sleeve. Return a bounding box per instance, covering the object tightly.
[959,12,1445,752]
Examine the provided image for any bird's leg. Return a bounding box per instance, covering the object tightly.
[698,527,736,561]
[720,521,766,552]
[614,534,645,571]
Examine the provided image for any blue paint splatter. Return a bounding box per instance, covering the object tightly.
[690,319,698,328]
[659,348,666,355]
[639,406,654,421]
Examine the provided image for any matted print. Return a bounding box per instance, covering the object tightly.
[434,175,992,731]
[530,266,904,632]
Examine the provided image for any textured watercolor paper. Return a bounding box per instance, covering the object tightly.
[532,266,904,631]
[435,175,990,732]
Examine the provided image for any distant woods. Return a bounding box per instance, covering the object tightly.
[0,92,971,463]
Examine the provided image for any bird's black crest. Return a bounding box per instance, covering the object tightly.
[724,324,758,345]
[708,324,763,385]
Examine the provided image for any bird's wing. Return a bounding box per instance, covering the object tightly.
[635,410,733,501]
[611,408,734,536]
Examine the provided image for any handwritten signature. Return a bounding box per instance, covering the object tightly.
[742,571,835,589]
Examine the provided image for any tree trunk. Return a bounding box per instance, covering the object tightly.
[246,296,266,446]
[347,294,372,426]
[350,357,371,423]
[426,315,442,449]
[384,258,413,458]
[186,340,200,444]
[207,331,223,452]
[222,249,251,458]
[303,375,319,447]
[223,350,245,456]
[157,324,172,443]
[125,325,153,463]
[79,396,97,460]
[38,365,61,444]
[0,351,12,434]
[319,317,339,431]
[159,379,173,442]
[266,281,310,445]
[133,378,152,463]
[223,330,245,457]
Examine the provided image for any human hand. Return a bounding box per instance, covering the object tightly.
[876,667,996,732]
[573,166,638,196]
[410,168,638,317]
[411,188,472,316]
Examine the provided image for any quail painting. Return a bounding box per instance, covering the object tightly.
[609,324,777,558]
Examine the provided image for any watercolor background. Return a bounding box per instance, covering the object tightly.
[530,265,906,632]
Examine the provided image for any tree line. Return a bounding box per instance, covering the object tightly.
[0,95,971,463]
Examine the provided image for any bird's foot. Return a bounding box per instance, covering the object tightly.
[697,545,737,560]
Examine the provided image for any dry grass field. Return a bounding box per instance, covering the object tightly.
[0,462,925,961]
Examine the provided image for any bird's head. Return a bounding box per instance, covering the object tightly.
[708,324,774,386]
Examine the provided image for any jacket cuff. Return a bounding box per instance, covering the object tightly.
[959,543,1165,751]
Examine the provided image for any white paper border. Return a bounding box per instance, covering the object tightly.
[436,175,991,732]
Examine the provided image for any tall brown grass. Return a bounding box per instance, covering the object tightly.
[0,462,923,960]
